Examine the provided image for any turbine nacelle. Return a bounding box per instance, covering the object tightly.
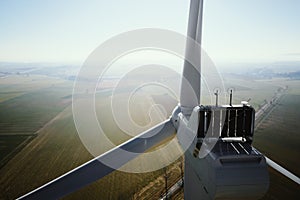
[173,104,269,199]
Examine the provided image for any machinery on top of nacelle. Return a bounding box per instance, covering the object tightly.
[196,104,255,141]
[183,91,269,200]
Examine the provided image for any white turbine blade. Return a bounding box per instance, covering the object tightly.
[180,0,204,111]
[265,156,300,185]
[17,119,176,200]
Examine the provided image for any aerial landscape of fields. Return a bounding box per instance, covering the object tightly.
[1,0,299,199]
[0,65,183,199]
[253,84,300,199]
[0,62,299,200]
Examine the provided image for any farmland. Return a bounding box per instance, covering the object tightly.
[0,103,168,200]
[0,75,72,168]
[0,75,179,199]
[0,72,299,200]
[254,93,300,199]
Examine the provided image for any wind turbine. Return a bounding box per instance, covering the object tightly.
[18,0,300,199]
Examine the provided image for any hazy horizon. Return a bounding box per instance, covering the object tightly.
[0,0,299,67]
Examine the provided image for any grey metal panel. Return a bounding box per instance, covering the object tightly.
[184,151,211,200]
[18,119,175,200]
[186,140,269,200]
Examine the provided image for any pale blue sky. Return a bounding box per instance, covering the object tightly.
[0,0,299,66]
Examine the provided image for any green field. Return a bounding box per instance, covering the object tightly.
[0,78,179,199]
[0,87,71,135]
[0,75,65,103]
[0,135,34,168]
[0,104,167,199]
[0,75,299,199]
[0,76,73,168]
[254,94,300,176]
[253,93,300,199]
